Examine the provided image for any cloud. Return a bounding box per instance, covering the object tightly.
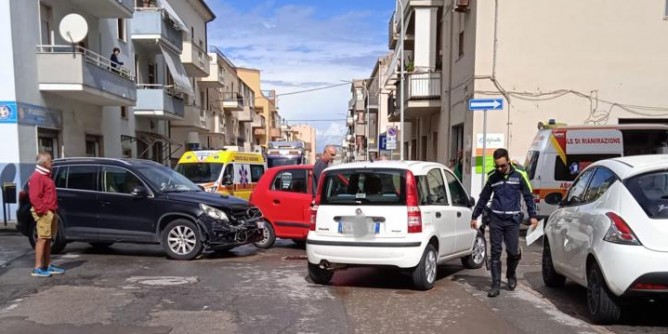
[205,1,392,151]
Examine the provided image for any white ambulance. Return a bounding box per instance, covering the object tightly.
[524,123,668,219]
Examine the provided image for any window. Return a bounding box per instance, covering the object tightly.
[665,0,668,17]
[625,170,668,219]
[117,19,126,41]
[222,164,233,184]
[416,176,430,205]
[121,106,128,120]
[272,170,307,194]
[250,165,265,182]
[554,154,619,181]
[458,31,464,58]
[320,169,405,205]
[39,3,53,45]
[67,165,98,191]
[425,169,448,205]
[444,170,469,207]
[584,167,617,203]
[148,63,156,84]
[175,163,224,183]
[53,166,68,189]
[102,166,143,194]
[565,167,596,205]
[86,135,102,157]
[524,151,540,180]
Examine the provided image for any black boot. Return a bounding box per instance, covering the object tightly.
[488,260,501,298]
[507,253,521,291]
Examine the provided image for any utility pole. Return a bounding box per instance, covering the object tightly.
[399,0,405,161]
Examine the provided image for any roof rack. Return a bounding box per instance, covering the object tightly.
[53,157,132,166]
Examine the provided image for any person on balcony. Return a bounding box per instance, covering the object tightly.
[110,47,124,73]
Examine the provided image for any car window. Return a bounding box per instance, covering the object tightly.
[625,171,668,219]
[320,169,405,205]
[524,150,539,180]
[272,169,308,194]
[53,166,68,189]
[66,165,98,191]
[102,166,144,194]
[565,167,596,205]
[135,165,200,192]
[426,168,448,205]
[222,164,233,185]
[584,167,617,202]
[175,163,224,183]
[251,165,265,183]
[443,169,469,207]
[554,154,619,181]
[416,175,430,206]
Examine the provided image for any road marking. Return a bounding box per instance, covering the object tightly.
[126,276,198,286]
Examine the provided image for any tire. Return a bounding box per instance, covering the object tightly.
[28,216,66,254]
[253,221,276,249]
[461,231,486,269]
[412,244,438,291]
[587,262,621,324]
[308,262,333,285]
[161,219,203,260]
[292,239,306,249]
[89,242,114,249]
[542,240,566,287]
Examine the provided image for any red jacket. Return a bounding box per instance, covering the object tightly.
[29,166,58,215]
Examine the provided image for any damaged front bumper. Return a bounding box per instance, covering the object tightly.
[198,215,265,250]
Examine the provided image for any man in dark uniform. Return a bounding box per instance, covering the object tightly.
[471,148,538,297]
[313,145,337,186]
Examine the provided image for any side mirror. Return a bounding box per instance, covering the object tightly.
[131,186,148,198]
[197,185,205,191]
[545,192,563,206]
[223,175,233,186]
[468,196,476,208]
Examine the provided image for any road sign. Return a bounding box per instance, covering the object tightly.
[386,127,397,150]
[468,98,504,111]
[379,134,387,150]
[388,127,397,136]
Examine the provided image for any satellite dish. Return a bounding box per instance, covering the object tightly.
[59,13,88,44]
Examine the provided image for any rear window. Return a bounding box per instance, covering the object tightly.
[319,169,406,205]
[524,151,539,180]
[625,171,668,219]
[554,154,619,181]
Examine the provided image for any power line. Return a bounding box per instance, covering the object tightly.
[275,82,350,97]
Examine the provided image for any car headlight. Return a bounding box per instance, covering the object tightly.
[200,204,229,221]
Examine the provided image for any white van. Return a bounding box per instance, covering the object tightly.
[524,123,668,219]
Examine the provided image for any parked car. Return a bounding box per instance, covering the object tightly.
[542,155,668,324]
[249,165,315,248]
[306,161,486,290]
[16,158,265,260]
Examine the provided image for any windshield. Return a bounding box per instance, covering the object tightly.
[268,157,301,168]
[320,169,406,205]
[136,165,201,192]
[624,171,668,219]
[175,163,224,183]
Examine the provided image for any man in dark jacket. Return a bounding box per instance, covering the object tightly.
[28,152,64,277]
[110,47,124,72]
[471,148,537,297]
[313,145,337,186]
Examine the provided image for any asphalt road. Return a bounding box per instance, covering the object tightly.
[0,231,665,334]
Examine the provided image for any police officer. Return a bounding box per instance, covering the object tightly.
[470,148,538,298]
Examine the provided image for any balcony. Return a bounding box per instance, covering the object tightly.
[36,45,136,106]
[70,0,133,18]
[182,39,210,77]
[355,124,366,136]
[133,84,184,120]
[254,128,266,136]
[269,128,281,139]
[171,105,210,131]
[131,8,183,52]
[402,71,441,118]
[234,106,253,123]
[199,62,224,88]
[222,92,243,111]
[251,113,265,128]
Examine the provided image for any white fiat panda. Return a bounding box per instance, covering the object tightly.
[306,161,486,290]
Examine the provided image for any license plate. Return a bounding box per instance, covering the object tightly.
[257,221,265,229]
[338,221,380,234]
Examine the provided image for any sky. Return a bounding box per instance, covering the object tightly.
[204,0,394,151]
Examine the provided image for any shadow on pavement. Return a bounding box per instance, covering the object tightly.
[323,264,466,290]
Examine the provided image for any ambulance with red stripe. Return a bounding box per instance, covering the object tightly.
[524,123,668,219]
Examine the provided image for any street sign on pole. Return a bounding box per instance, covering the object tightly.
[468,98,505,189]
[386,127,397,150]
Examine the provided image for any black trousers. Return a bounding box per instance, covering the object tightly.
[489,214,521,262]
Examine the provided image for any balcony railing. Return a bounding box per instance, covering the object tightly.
[222,92,243,111]
[131,8,183,51]
[182,39,210,76]
[404,71,441,100]
[134,84,184,119]
[38,45,134,80]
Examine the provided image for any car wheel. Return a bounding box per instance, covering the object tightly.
[542,240,566,287]
[161,219,203,260]
[89,242,114,250]
[253,221,276,249]
[28,216,66,254]
[587,262,621,324]
[292,239,306,249]
[412,244,438,290]
[461,231,486,269]
[308,262,333,285]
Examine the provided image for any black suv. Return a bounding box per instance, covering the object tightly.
[16,158,264,260]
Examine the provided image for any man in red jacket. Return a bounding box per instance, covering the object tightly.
[28,152,65,277]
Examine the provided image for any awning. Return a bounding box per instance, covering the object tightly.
[157,0,189,33]
[160,45,194,96]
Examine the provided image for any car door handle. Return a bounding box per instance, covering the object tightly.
[435,212,442,218]
[457,212,462,218]
[273,199,281,204]
[99,201,111,206]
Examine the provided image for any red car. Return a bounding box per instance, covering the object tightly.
[250,165,315,248]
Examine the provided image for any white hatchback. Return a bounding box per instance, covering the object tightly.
[543,155,668,324]
[306,161,486,290]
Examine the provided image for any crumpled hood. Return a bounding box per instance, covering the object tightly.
[165,191,250,211]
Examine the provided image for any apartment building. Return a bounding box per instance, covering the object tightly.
[290,124,317,164]
[381,0,668,195]
[236,68,281,147]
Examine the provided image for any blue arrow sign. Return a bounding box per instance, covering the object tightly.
[468,98,504,111]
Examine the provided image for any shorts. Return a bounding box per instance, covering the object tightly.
[30,209,58,240]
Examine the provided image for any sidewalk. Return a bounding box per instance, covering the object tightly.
[0,220,19,234]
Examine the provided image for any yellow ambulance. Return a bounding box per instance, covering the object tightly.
[175,150,266,200]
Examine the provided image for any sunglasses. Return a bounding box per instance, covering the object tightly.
[495,163,508,169]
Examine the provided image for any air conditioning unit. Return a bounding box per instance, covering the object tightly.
[454,0,470,13]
